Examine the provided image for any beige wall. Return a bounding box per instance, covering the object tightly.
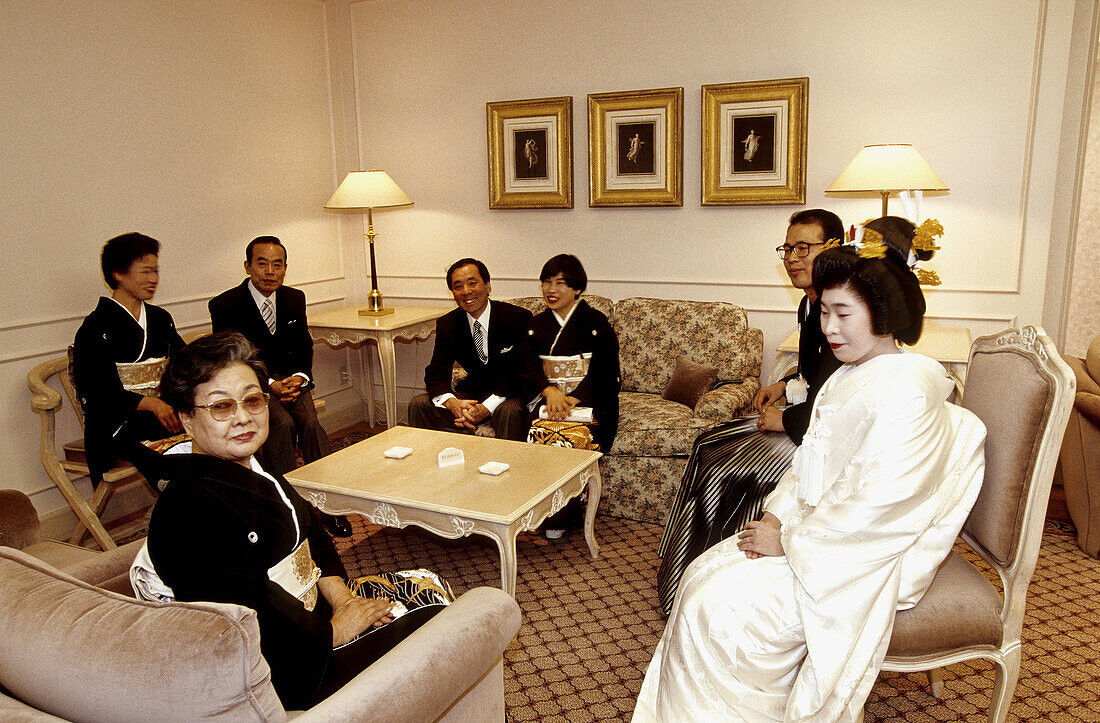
[1,0,1093,518]
[1067,33,1100,358]
[342,0,1092,403]
[0,0,358,516]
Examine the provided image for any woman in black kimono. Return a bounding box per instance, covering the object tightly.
[522,254,620,537]
[72,233,185,482]
[655,210,845,614]
[128,332,451,709]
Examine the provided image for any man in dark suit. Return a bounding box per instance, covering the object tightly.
[408,258,532,441]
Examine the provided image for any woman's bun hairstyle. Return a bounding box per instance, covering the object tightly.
[812,216,927,346]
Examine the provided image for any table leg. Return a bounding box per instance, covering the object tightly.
[359,347,376,428]
[376,333,399,428]
[490,529,519,597]
[582,465,601,560]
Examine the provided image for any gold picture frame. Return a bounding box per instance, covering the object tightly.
[702,77,808,206]
[486,96,573,209]
[588,87,683,207]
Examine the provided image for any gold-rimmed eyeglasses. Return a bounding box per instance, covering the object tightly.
[193,392,269,421]
[775,242,825,260]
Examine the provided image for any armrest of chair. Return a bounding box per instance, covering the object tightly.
[27,358,66,414]
[0,490,43,550]
[61,538,143,587]
[1065,355,1100,397]
[298,586,521,723]
[694,378,760,423]
[1075,391,1100,428]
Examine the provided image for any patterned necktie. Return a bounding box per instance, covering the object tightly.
[262,298,276,335]
[473,319,488,364]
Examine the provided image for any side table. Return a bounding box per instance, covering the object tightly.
[309,305,447,427]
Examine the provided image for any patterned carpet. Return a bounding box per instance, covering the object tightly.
[331,509,1100,722]
[326,426,1100,721]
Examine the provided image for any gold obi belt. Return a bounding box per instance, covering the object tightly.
[267,539,322,612]
[116,357,168,397]
[540,353,591,394]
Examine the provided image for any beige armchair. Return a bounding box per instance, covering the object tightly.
[1059,333,1100,557]
[867,327,1075,722]
[0,545,521,722]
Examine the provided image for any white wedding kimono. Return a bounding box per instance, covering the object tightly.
[634,351,986,722]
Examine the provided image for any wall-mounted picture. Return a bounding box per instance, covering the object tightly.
[702,77,807,205]
[486,96,573,209]
[588,87,683,207]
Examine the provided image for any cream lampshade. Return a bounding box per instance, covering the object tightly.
[324,170,413,316]
[825,144,948,217]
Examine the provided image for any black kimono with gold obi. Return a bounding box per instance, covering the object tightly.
[144,452,346,710]
[520,300,621,451]
[72,297,184,478]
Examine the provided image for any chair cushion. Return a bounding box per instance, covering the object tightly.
[662,356,718,410]
[0,547,285,722]
[887,552,1003,657]
[610,392,715,457]
[962,348,1051,567]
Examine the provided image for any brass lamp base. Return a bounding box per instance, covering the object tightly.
[358,288,394,316]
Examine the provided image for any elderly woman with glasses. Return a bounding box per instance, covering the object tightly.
[128,331,451,710]
[655,210,846,615]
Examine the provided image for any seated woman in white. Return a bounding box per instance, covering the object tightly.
[634,216,987,722]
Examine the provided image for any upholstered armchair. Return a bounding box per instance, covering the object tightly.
[0,545,521,722]
[1059,333,1100,558]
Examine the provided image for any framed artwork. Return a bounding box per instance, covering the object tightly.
[486,96,573,209]
[588,87,683,207]
[701,77,808,205]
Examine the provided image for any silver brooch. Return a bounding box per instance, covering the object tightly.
[247,531,259,543]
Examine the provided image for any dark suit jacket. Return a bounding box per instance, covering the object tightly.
[780,295,842,445]
[72,297,185,477]
[423,300,532,402]
[144,451,346,710]
[209,280,314,387]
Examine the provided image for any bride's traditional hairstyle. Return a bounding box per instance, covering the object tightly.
[812,216,929,346]
[160,331,268,410]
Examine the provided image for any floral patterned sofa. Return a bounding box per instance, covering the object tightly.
[505,295,762,525]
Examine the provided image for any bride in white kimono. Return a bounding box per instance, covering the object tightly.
[634,216,987,722]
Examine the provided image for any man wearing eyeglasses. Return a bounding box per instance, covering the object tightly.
[757,209,847,437]
[209,236,351,536]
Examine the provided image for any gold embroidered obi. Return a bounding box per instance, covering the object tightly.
[115,357,168,397]
[267,539,322,612]
[540,353,591,394]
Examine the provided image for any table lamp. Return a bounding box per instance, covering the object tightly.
[325,170,413,316]
[825,144,948,217]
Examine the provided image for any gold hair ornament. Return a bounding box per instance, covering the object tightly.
[912,218,944,253]
[856,228,887,259]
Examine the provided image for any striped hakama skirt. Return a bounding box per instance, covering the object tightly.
[656,417,797,615]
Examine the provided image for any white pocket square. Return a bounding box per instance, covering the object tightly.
[500,345,514,353]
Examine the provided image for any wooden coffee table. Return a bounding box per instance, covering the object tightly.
[284,426,602,597]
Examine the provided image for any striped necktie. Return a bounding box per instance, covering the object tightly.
[473,319,488,364]
[262,298,276,334]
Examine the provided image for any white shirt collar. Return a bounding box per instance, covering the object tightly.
[466,299,491,330]
[248,279,274,309]
[551,300,579,327]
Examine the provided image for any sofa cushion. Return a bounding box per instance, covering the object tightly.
[662,356,718,409]
[613,297,760,395]
[611,392,716,457]
[0,547,285,722]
